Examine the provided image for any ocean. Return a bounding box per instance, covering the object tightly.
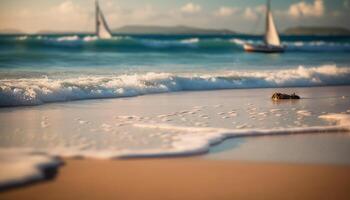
[1,34,350,106]
[1,34,350,188]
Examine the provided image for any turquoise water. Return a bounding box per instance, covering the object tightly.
[1,34,350,71]
[0,34,350,106]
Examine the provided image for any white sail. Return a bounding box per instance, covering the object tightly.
[264,0,281,46]
[95,0,112,39]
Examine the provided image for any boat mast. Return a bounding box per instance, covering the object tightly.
[264,0,271,45]
[95,0,99,36]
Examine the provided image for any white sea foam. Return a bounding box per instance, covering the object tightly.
[297,110,312,116]
[140,38,198,48]
[130,113,350,158]
[286,41,350,52]
[14,35,126,43]
[16,36,28,41]
[0,113,349,188]
[83,36,98,42]
[319,114,350,127]
[180,38,199,44]
[1,65,349,107]
[56,35,80,42]
[0,149,61,189]
[230,38,248,45]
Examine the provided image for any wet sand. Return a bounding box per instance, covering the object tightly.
[1,158,350,200]
[1,87,350,199]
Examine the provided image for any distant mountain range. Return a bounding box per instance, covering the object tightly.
[284,27,350,36]
[2,25,350,36]
[35,30,90,35]
[114,25,350,36]
[0,29,23,34]
[112,25,236,35]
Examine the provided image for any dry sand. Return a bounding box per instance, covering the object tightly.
[1,158,350,200]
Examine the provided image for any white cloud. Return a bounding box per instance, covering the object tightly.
[243,8,258,20]
[2,0,349,34]
[255,5,266,14]
[288,0,325,18]
[48,1,90,29]
[106,4,168,28]
[214,7,238,17]
[57,1,76,13]
[241,5,266,21]
[0,1,91,33]
[180,3,201,14]
[129,5,157,21]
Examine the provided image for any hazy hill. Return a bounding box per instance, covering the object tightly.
[284,27,350,36]
[0,29,23,34]
[36,30,92,35]
[113,25,236,35]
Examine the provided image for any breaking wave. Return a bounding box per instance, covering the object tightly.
[8,35,208,52]
[286,41,350,52]
[231,38,350,52]
[2,35,348,52]
[1,65,350,107]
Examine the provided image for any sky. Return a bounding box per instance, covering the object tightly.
[0,0,349,33]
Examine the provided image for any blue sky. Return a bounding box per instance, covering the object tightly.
[0,0,349,33]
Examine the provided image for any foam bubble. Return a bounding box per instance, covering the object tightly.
[297,110,312,116]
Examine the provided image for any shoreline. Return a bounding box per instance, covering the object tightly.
[1,86,350,198]
[1,158,350,200]
[0,84,349,108]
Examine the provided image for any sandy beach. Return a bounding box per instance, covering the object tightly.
[1,86,350,195]
[1,158,350,200]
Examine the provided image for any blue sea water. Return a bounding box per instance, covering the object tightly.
[0,34,350,106]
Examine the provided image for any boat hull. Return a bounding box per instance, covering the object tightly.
[243,43,285,53]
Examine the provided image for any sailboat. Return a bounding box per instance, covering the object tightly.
[95,0,112,39]
[243,0,285,53]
